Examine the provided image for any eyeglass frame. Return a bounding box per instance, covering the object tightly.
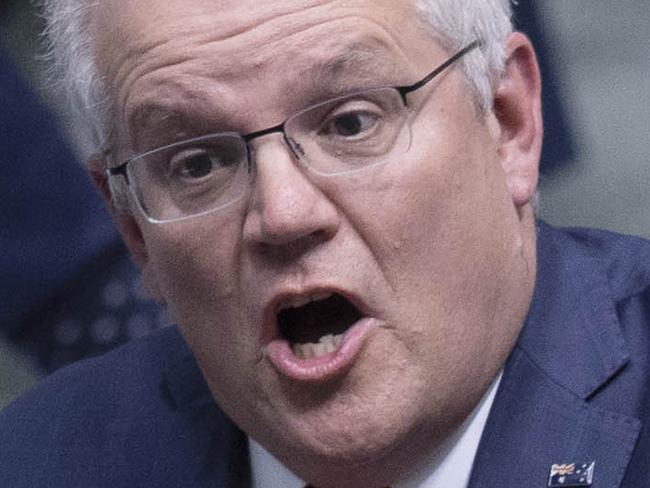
[107,39,481,222]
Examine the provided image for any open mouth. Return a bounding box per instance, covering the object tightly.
[276,292,363,359]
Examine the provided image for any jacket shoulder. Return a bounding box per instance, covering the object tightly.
[1,325,188,417]
[0,326,215,486]
[542,223,650,302]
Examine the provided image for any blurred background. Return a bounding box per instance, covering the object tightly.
[1,2,649,408]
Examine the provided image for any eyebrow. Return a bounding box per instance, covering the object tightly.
[311,47,400,82]
[296,42,406,98]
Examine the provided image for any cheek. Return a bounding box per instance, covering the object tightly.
[339,118,518,353]
[347,118,500,277]
[144,220,269,406]
[142,218,245,336]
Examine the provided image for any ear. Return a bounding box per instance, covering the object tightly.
[492,32,543,207]
[88,154,165,303]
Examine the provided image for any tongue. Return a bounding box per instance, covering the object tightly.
[279,294,361,344]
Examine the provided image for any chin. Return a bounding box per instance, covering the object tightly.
[261,385,442,479]
[273,418,435,488]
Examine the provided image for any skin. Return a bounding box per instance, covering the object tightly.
[91,0,543,486]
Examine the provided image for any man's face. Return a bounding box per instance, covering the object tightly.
[95,0,539,485]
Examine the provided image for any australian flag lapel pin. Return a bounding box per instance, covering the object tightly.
[548,462,595,487]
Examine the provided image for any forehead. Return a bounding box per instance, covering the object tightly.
[93,0,435,85]
[92,0,440,143]
[93,0,427,48]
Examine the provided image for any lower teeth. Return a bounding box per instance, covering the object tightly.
[292,333,344,359]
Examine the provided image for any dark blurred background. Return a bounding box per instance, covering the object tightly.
[1,0,168,406]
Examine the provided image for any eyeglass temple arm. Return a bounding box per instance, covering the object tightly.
[396,40,482,100]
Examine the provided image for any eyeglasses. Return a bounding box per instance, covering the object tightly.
[108,40,481,223]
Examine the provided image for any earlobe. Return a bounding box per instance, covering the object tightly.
[87,154,165,303]
[493,32,543,207]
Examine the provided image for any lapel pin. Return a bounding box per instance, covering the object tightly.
[548,461,595,487]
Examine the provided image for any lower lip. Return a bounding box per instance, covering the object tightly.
[264,318,379,382]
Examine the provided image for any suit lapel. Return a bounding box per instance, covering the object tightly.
[468,347,640,487]
[468,223,641,488]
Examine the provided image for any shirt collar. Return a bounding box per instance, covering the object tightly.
[249,372,502,488]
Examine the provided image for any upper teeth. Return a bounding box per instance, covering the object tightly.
[278,291,333,311]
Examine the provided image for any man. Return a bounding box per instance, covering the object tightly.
[1,1,648,487]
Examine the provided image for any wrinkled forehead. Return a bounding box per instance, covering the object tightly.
[91,0,435,86]
[92,0,427,43]
[90,0,447,148]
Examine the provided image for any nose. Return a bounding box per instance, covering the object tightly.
[242,135,341,252]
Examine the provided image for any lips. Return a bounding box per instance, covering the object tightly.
[263,289,379,382]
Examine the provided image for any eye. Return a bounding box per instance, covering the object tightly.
[174,153,214,179]
[168,147,236,182]
[321,111,379,138]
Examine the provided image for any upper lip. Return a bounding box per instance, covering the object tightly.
[261,284,371,344]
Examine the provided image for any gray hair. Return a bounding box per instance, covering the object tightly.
[41,0,513,196]
[40,0,108,157]
[416,0,514,111]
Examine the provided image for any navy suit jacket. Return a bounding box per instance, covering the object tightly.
[1,222,650,487]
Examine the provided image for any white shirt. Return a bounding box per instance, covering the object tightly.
[250,372,502,488]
